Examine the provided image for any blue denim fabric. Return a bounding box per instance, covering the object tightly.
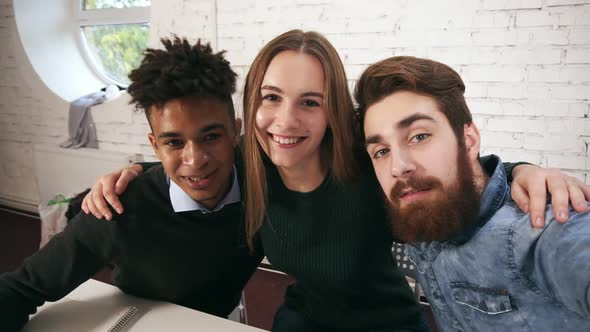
[406,155,590,331]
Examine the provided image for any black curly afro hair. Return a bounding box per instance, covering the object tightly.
[127,36,237,127]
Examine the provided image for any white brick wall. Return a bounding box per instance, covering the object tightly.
[0,0,589,209]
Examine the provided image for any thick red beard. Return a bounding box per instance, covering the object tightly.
[386,149,481,243]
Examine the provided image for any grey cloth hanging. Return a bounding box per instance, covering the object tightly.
[59,91,106,149]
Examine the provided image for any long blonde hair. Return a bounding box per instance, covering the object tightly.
[243,29,359,249]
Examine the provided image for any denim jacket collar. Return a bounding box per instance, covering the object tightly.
[450,154,510,245]
[477,155,510,228]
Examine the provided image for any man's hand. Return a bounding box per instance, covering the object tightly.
[511,165,590,228]
[81,164,144,220]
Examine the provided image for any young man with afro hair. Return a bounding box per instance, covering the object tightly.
[0,37,262,331]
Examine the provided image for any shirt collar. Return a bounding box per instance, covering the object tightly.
[448,154,510,245]
[477,154,510,227]
[168,165,241,213]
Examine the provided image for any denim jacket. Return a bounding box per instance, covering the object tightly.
[406,155,590,331]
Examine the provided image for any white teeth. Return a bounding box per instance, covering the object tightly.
[187,176,203,182]
[273,135,299,145]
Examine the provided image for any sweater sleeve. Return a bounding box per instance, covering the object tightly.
[137,161,161,172]
[479,155,530,183]
[503,162,531,183]
[0,211,115,331]
[480,155,531,183]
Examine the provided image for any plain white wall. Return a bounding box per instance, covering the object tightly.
[0,0,588,210]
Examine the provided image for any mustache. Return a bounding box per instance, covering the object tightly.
[389,176,443,202]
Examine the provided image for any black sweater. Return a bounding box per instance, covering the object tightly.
[259,165,423,330]
[0,166,262,331]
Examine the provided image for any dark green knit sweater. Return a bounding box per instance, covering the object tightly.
[258,165,423,330]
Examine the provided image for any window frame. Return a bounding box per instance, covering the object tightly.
[74,1,151,86]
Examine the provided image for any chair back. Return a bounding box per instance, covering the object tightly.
[392,242,418,279]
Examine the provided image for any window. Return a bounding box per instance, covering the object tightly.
[77,0,151,85]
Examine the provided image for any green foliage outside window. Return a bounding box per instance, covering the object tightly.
[83,24,149,85]
[84,0,150,10]
[81,1,150,85]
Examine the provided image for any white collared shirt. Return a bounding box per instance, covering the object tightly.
[168,166,241,213]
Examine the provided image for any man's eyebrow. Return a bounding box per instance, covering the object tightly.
[200,123,226,133]
[365,134,383,147]
[158,131,180,139]
[365,113,435,147]
[397,113,435,129]
[157,123,226,139]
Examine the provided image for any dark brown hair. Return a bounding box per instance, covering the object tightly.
[355,56,472,143]
[242,30,359,248]
[127,36,237,127]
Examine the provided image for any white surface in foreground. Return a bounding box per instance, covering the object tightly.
[22,279,265,332]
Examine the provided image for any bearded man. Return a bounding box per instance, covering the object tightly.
[356,56,590,331]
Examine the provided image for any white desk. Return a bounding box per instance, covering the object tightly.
[22,279,266,332]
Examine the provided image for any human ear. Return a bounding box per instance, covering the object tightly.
[463,123,480,161]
